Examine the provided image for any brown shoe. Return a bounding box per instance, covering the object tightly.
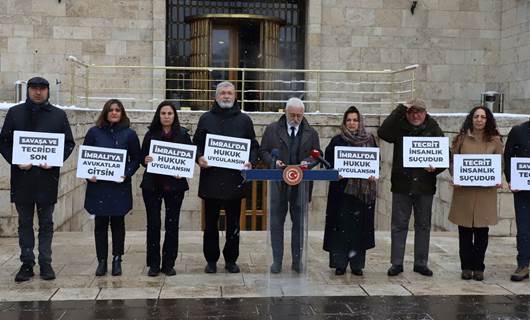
[461,269,472,280]
[511,266,529,282]
[473,270,484,281]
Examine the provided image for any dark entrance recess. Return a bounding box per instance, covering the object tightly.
[166,0,306,111]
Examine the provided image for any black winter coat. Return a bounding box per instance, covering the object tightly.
[322,134,377,253]
[504,120,530,184]
[83,124,141,216]
[140,127,191,193]
[193,101,259,200]
[0,100,75,204]
[377,104,445,195]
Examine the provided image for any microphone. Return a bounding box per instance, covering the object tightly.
[271,148,280,169]
[310,149,331,169]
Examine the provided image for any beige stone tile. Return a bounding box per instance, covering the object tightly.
[8,275,93,290]
[51,288,100,300]
[0,288,58,301]
[403,281,512,296]
[497,281,530,295]
[164,273,244,287]
[360,284,411,296]
[90,275,164,288]
[160,286,221,299]
[222,284,282,298]
[97,287,160,300]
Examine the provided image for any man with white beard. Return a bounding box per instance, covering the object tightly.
[193,81,259,274]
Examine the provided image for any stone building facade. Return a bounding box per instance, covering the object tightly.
[0,0,529,113]
[0,108,526,237]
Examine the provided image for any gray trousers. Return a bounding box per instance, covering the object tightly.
[269,181,308,265]
[390,193,433,267]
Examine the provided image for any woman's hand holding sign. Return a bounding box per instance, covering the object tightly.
[144,155,153,164]
[198,156,209,168]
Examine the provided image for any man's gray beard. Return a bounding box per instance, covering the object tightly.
[217,100,234,109]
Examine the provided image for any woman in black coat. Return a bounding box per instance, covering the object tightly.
[323,106,377,276]
[141,101,191,277]
[83,99,141,277]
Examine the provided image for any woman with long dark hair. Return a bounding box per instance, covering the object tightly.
[141,101,192,276]
[449,105,503,281]
[83,99,141,276]
[323,106,378,276]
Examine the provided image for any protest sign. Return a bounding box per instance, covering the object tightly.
[76,145,127,182]
[147,140,197,178]
[510,157,530,190]
[453,154,501,187]
[12,130,65,166]
[203,134,250,170]
[334,146,379,179]
[403,136,449,168]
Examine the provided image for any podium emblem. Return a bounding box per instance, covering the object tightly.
[283,165,303,185]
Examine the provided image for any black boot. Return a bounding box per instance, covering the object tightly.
[112,256,122,276]
[95,259,107,276]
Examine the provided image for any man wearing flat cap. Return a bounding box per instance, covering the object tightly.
[377,98,445,277]
[0,77,75,282]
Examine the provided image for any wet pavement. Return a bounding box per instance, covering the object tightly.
[0,231,529,318]
[1,295,530,319]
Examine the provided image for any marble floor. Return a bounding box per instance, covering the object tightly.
[0,231,528,302]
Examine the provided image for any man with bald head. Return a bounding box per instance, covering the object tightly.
[259,98,320,273]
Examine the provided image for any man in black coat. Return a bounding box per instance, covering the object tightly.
[0,77,75,282]
[259,97,320,273]
[193,81,259,274]
[377,98,444,277]
[504,119,530,281]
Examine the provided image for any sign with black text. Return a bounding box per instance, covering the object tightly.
[76,145,127,182]
[453,154,501,186]
[12,130,65,166]
[403,136,449,168]
[334,146,380,179]
[203,134,250,170]
[510,157,530,190]
[147,140,197,178]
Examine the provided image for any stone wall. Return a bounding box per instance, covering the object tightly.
[0,0,165,107]
[306,0,506,114]
[499,0,530,112]
[0,108,527,237]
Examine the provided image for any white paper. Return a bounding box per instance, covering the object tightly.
[334,146,380,179]
[453,154,502,186]
[203,134,250,170]
[12,130,65,167]
[510,157,530,190]
[147,140,197,178]
[403,136,449,168]
[76,145,127,182]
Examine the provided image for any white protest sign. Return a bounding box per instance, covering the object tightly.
[403,136,449,168]
[76,145,127,182]
[147,140,197,178]
[334,146,379,179]
[12,130,65,166]
[510,157,530,190]
[453,154,501,186]
[203,134,250,170]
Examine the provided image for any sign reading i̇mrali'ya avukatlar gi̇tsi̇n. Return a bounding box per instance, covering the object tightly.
[147,139,197,178]
[76,145,127,182]
[403,136,449,168]
[12,130,65,166]
[203,134,250,170]
[333,146,380,179]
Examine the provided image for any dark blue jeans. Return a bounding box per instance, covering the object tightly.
[16,202,55,266]
[514,192,530,267]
